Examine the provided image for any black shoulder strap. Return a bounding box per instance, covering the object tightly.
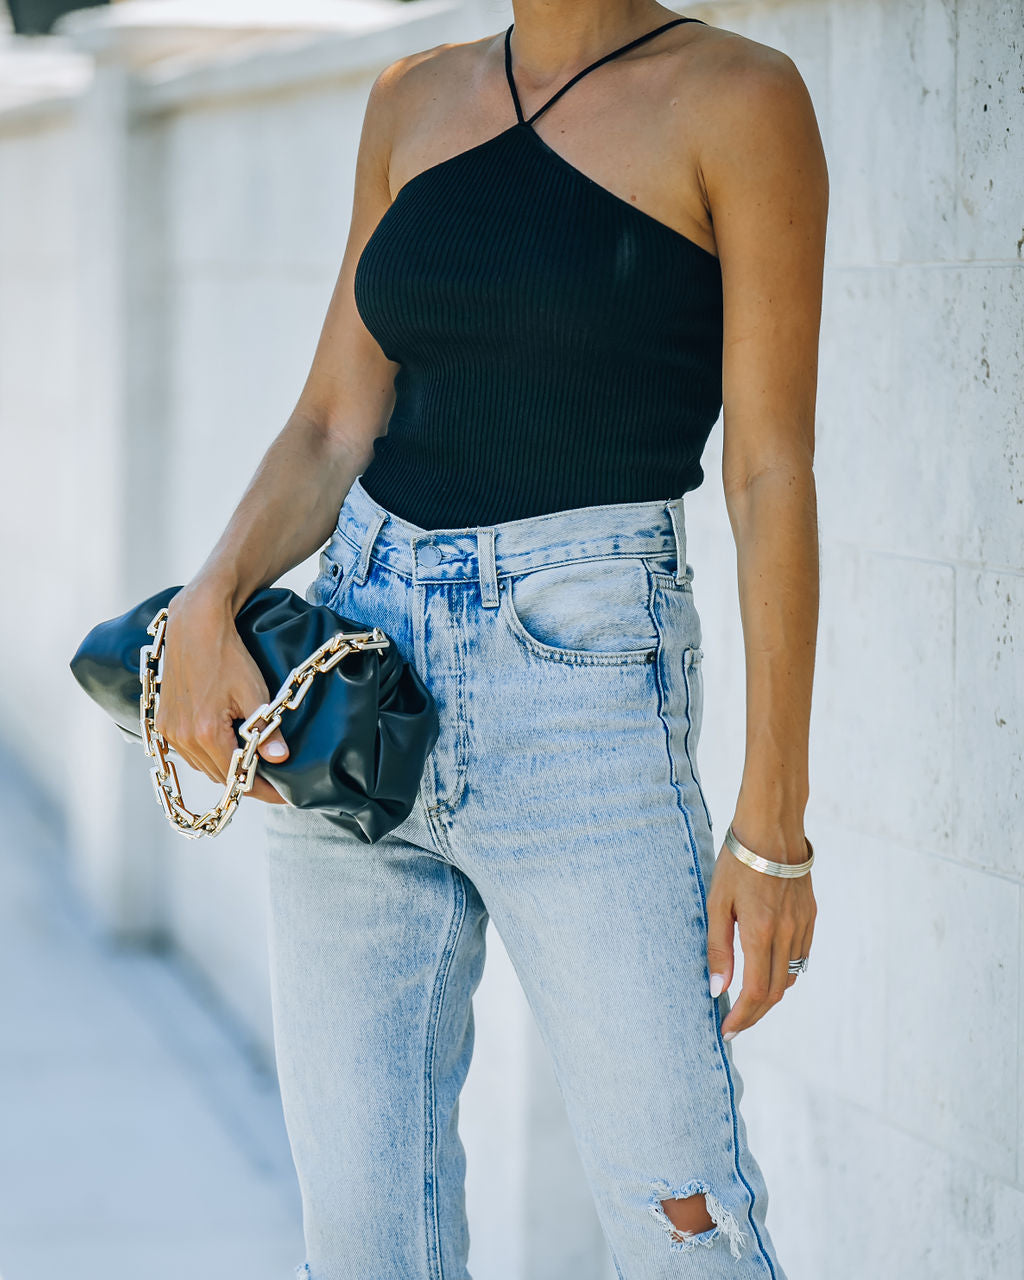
[504,17,703,126]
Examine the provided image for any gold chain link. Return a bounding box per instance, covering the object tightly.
[139,605,391,839]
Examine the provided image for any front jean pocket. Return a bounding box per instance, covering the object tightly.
[499,555,659,665]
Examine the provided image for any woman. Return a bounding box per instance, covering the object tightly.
[157,3,826,1276]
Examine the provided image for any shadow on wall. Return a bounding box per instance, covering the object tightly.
[6,0,107,37]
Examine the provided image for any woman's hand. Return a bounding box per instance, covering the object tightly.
[153,582,290,805]
[705,829,817,1040]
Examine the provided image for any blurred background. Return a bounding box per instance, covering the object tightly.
[0,1,1021,1277]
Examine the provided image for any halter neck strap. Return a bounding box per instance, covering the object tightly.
[503,17,700,126]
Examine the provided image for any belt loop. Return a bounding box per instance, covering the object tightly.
[666,497,687,585]
[476,528,499,608]
[352,508,387,585]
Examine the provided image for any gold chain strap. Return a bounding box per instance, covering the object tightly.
[139,605,391,840]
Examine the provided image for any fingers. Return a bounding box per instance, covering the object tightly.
[158,702,289,794]
[151,599,293,810]
[788,902,818,989]
[719,884,817,1039]
[786,927,807,989]
[155,611,228,784]
[706,887,735,1000]
[252,721,290,804]
[258,726,290,766]
[720,913,775,1039]
[767,926,797,1008]
[154,710,224,785]
[250,774,289,805]
[196,706,290,799]
[204,708,253,783]
[161,713,291,806]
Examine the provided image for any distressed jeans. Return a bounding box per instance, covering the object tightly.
[263,475,788,1280]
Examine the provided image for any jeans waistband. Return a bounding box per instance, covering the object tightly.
[335,476,689,608]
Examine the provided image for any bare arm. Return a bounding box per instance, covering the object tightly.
[157,57,410,798]
[696,41,828,1036]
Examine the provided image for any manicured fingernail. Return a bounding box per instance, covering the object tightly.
[709,973,725,998]
[723,1030,738,1042]
[265,742,287,759]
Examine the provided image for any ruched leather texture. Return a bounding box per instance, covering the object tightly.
[69,584,440,844]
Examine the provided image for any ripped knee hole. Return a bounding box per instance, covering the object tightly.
[648,1178,749,1260]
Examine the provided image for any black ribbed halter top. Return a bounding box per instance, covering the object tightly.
[355,16,722,531]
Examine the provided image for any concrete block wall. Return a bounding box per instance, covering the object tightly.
[0,1,1020,1276]
[683,3,1024,1277]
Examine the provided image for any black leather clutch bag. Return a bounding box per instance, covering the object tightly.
[69,584,439,844]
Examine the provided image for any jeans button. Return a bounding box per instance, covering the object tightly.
[419,545,443,568]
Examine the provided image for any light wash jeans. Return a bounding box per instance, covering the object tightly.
[263,475,788,1280]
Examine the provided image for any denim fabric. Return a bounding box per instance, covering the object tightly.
[263,476,787,1280]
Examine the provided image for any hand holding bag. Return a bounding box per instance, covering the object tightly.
[69,583,439,844]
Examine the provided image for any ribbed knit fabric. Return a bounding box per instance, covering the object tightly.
[354,16,723,531]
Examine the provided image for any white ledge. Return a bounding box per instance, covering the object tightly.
[132,1,461,117]
[54,0,448,64]
[0,34,92,122]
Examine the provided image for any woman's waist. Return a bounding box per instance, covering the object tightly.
[328,474,690,589]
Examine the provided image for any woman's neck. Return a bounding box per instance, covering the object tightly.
[505,1,674,86]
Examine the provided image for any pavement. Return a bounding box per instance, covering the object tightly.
[0,742,305,1280]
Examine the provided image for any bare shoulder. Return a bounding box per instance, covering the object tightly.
[685,26,829,205]
[362,34,506,197]
[366,33,497,124]
[685,21,819,111]
[360,34,500,189]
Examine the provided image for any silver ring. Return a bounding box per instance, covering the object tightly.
[788,956,809,975]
